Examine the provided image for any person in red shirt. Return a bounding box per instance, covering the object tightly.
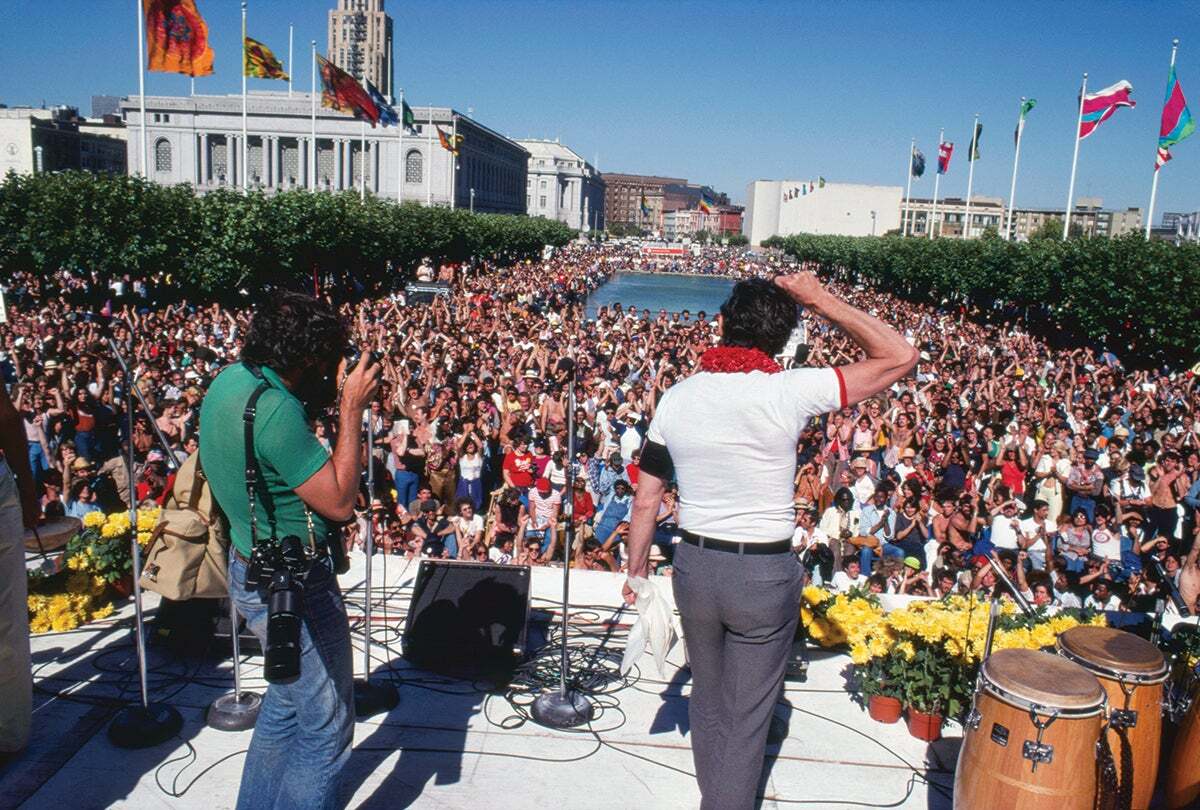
[502,435,535,492]
[571,478,595,549]
[626,447,641,488]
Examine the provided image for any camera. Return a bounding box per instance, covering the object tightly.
[344,347,382,368]
[245,535,312,684]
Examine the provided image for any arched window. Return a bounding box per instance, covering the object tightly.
[154,138,172,173]
[405,149,422,184]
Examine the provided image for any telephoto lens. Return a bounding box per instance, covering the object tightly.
[264,567,304,684]
[344,347,382,369]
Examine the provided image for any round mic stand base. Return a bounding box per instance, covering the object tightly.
[354,679,400,718]
[530,689,594,729]
[108,703,184,749]
[206,690,262,732]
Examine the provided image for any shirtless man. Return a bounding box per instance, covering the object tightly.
[1179,525,1200,614]
[948,494,981,553]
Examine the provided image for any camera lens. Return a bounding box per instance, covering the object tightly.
[263,568,304,684]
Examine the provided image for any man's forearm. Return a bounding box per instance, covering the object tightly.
[625,499,657,577]
[812,295,914,367]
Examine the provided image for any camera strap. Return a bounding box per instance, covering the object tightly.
[242,363,276,550]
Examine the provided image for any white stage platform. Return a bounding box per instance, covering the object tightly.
[7,552,955,809]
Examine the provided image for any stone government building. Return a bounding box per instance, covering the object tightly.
[121,92,529,214]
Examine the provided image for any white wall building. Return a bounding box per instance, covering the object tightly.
[120,92,528,213]
[0,108,126,176]
[743,180,903,245]
[514,139,604,231]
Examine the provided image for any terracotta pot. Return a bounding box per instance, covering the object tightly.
[868,695,902,724]
[111,574,134,598]
[906,707,943,741]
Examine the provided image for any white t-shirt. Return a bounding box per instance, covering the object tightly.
[989,514,1021,550]
[527,489,561,530]
[1018,517,1047,556]
[1085,593,1121,611]
[831,571,868,592]
[452,514,484,540]
[488,546,513,564]
[1091,528,1121,562]
[647,367,844,542]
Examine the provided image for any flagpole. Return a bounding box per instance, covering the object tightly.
[310,41,317,191]
[288,24,294,97]
[1064,72,1088,239]
[450,114,458,209]
[1146,39,1180,239]
[903,137,914,237]
[136,0,147,178]
[963,113,979,239]
[930,127,944,239]
[397,87,404,204]
[241,0,248,192]
[426,108,433,206]
[190,77,195,97]
[1005,97,1026,240]
[360,116,367,202]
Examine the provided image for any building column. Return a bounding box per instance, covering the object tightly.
[228,134,237,187]
[265,136,275,188]
[199,133,209,187]
[372,140,380,194]
[333,140,343,190]
[300,138,308,189]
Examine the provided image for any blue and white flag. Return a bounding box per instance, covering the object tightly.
[365,80,399,127]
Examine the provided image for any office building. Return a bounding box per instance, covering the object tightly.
[900,196,1005,238]
[120,93,528,213]
[515,139,605,231]
[602,173,685,229]
[0,106,127,176]
[744,180,902,244]
[328,0,393,98]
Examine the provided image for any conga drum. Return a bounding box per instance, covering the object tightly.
[1163,626,1200,810]
[23,517,82,552]
[1056,626,1168,810]
[954,649,1106,810]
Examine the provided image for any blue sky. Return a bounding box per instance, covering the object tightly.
[2,1,1199,218]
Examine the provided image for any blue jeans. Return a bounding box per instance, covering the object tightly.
[860,542,904,575]
[228,554,354,810]
[393,470,419,511]
[27,441,47,485]
[74,430,96,461]
[1070,495,1096,524]
[455,476,483,511]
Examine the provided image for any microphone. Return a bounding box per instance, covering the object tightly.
[1149,557,1190,617]
[793,343,810,365]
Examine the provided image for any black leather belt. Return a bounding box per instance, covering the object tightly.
[679,530,792,555]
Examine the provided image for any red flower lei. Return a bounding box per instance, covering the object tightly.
[699,346,782,375]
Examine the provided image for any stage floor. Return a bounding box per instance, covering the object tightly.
[8,552,955,809]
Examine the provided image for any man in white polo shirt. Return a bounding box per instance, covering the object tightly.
[623,273,916,810]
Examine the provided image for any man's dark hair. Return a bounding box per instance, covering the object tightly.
[718,278,795,356]
[242,292,348,376]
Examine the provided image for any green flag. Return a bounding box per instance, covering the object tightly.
[401,98,416,132]
[969,121,983,161]
[1014,98,1036,146]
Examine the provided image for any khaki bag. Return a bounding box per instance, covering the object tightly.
[139,453,230,600]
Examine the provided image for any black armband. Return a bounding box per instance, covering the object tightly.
[639,439,674,481]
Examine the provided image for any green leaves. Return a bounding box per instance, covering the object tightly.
[771,232,1200,365]
[0,172,576,297]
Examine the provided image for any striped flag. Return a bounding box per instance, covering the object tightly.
[1156,65,1195,170]
[317,55,380,125]
[937,141,954,174]
[437,126,463,155]
[1014,98,1036,146]
[698,191,716,213]
[968,122,983,161]
[1079,80,1136,139]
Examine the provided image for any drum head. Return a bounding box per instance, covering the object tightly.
[1057,626,1167,679]
[24,517,82,552]
[982,648,1105,710]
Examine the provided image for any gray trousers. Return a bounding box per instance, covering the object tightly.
[672,539,801,810]
[0,461,29,753]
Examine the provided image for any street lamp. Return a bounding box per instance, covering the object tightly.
[870,210,877,236]
[470,188,475,214]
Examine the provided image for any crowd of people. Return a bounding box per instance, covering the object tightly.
[6,240,1200,617]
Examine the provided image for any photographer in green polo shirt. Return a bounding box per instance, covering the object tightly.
[200,292,378,810]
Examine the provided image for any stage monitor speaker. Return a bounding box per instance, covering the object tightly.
[403,560,531,678]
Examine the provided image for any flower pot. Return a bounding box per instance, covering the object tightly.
[111,574,134,599]
[906,707,943,741]
[868,695,902,724]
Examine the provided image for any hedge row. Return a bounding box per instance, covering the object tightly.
[0,171,576,297]
[763,233,1200,365]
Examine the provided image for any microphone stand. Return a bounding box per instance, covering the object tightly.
[531,356,595,728]
[354,406,398,717]
[986,555,1035,616]
[105,338,183,748]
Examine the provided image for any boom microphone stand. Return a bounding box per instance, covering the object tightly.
[531,356,595,728]
[354,407,399,717]
[105,338,183,748]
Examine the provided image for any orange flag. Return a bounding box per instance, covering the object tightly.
[145,0,215,76]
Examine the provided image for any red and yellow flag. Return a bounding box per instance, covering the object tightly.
[316,55,379,125]
[437,126,463,155]
[244,36,288,81]
[144,0,215,77]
